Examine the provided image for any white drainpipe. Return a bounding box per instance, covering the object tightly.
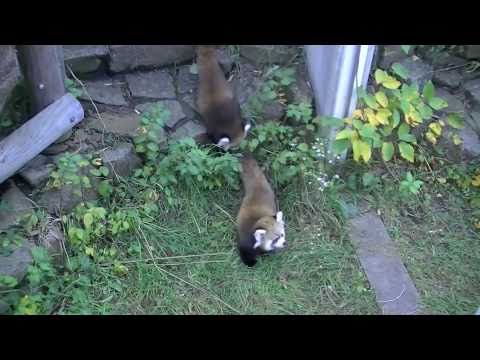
[305,45,376,160]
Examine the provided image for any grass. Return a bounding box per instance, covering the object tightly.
[59,178,379,315]
[341,160,480,315]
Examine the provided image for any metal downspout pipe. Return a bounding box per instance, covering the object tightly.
[305,45,377,161]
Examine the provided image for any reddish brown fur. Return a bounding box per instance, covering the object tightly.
[196,46,248,149]
[236,153,278,266]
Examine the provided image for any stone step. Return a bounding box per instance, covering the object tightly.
[348,211,421,315]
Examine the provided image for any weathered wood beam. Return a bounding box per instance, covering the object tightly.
[17,45,66,115]
[0,93,84,184]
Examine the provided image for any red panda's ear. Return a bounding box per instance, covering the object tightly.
[217,137,230,148]
[276,211,284,223]
[253,229,267,249]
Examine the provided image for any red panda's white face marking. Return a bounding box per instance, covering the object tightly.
[217,137,231,149]
[253,211,286,252]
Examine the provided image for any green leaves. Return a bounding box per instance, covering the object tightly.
[397,123,416,143]
[391,63,409,80]
[382,142,394,162]
[400,171,423,196]
[98,180,113,198]
[447,113,464,129]
[382,77,401,90]
[375,91,389,107]
[429,97,448,111]
[375,69,388,84]
[319,116,344,128]
[332,139,350,154]
[363,94,379,109]
[429,122,442,136]
[422,81,435,102]
[0,274,18,288]
[352,139,371,163]
[83,213,94,229]
[399,142,415,162]
[336,129,355,140]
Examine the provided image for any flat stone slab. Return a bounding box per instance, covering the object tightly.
[0,182,34,230]
[348,211,420,315]
[464,78,480,108]
[80,80,128,106]
[108,45,195,73]
[170,119,206,141]
[436,88,465,114]
[18,155,55,188]
[84,111,142,138]
[126,70,175,99]
[63,45,109,61]
[433,69,462,89]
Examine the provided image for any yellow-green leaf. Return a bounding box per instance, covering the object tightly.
[429,97,448,111]
[382,76,401,89]
[359,141,372,162]
[453,134,463,145]
[352,119,363,129]
[364,108,379,127]
[85,246,95,257]
[375,92,389,107]
[382,142,394,162]
[352,139,361,162]
[426,131,437,145]
[447,113,464,129]
[352,109,363,119]
[429,122,442,136]
[399,141,415,162]
[335,128,354,140]
[375,69,388,84]
[352,140,372,163]
[376,109,392,125]
[472,174,480,187]
[83,213,93,229]
[364,94,378,109]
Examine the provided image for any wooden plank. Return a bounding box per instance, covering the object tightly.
[0,93,84,184]
[17,45,66,115]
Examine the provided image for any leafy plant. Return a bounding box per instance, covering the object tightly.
[399,172,423,196]
[0,229,24,256]
[241,101,333,187]
[319,64,464,164]
[287,102,313,124]
[66,202,108,252]
[133,104,170,161]
[48,153,92,195]
[47,152,113,200]
[245,65,296,119]
[135,138,241,205]
[65,78,84,99]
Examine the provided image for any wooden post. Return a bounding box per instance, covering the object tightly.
[0,94,84,184]
[17,45,66,115]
